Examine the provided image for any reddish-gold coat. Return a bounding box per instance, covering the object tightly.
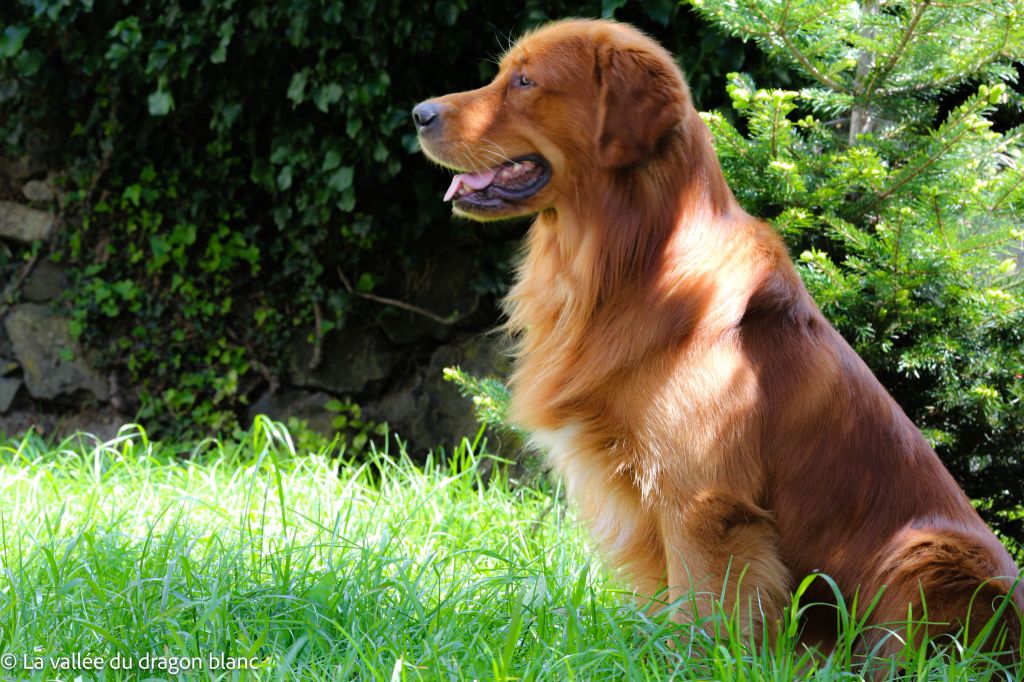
[416,18,1023,655]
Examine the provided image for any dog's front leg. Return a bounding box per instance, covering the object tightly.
[660,490,791,642]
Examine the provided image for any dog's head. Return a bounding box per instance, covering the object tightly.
[413,19,690,221]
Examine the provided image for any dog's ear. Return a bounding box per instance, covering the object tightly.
[594,44,687,169]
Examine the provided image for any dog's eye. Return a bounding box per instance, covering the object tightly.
[515,74,535,89]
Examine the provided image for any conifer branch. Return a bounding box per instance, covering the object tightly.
[740,0,850,94]
[862,0,929,102]
[869,98,987,206]
[875,17,1012,97]
[989,172,1024,213]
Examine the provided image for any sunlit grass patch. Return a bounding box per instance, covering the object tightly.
[0,419,1018,680]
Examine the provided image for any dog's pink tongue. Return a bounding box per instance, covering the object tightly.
[444,168,497,202]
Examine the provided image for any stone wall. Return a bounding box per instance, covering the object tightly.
[1,156,125,439]
[0,156,511,451]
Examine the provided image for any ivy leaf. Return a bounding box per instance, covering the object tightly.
[642,0,676,26]
[337,187,356,212]
[148,90,174,116]
[14,49,45,77]
[250,159,274,190]
[0,25,30,58]
[601,0,628,19]
[210,18,235,64]
[122,184,142,206]
[287,69,309,104]
[322,149,342,172]
[346,117,363,138]
[435,1,461,26]
[356,273,376,292]
[327,166,354,192]
[313,83,344,112]
[402,133,421,154]
[277,165,293,191]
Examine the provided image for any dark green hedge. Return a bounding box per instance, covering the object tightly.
[0,0,759,432]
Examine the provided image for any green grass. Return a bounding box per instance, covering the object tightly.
[0,418,1019,680]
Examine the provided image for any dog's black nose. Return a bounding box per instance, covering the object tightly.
[412,102,441,130]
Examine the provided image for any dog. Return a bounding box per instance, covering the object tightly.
[413,18,1023,656]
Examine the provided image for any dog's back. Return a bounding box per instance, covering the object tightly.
[739,232,1024,650]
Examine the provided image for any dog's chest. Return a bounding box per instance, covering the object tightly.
[530,424,585,489]
[531,423,644,556]
[527,341,759,492]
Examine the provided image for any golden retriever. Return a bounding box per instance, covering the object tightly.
[413,19,1023,656]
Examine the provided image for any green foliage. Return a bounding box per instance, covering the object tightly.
[281,397,387,458]
[443,365,518,436]
[691,0,1024,541]
[693,0,1023,125]
[324,396,388,453]
[0,0,758,438]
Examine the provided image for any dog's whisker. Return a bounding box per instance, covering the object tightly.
[461,142,487,172]
[479,140,516,166]
[479,148,513,168]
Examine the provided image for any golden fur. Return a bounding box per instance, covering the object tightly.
[415,19,1023,654]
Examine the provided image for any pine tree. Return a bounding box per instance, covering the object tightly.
[690,0,1024,543]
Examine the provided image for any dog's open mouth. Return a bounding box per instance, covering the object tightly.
[443,155,550,212]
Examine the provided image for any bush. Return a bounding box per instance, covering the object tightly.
[696,0,1024,542]
[0,0,757,436]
